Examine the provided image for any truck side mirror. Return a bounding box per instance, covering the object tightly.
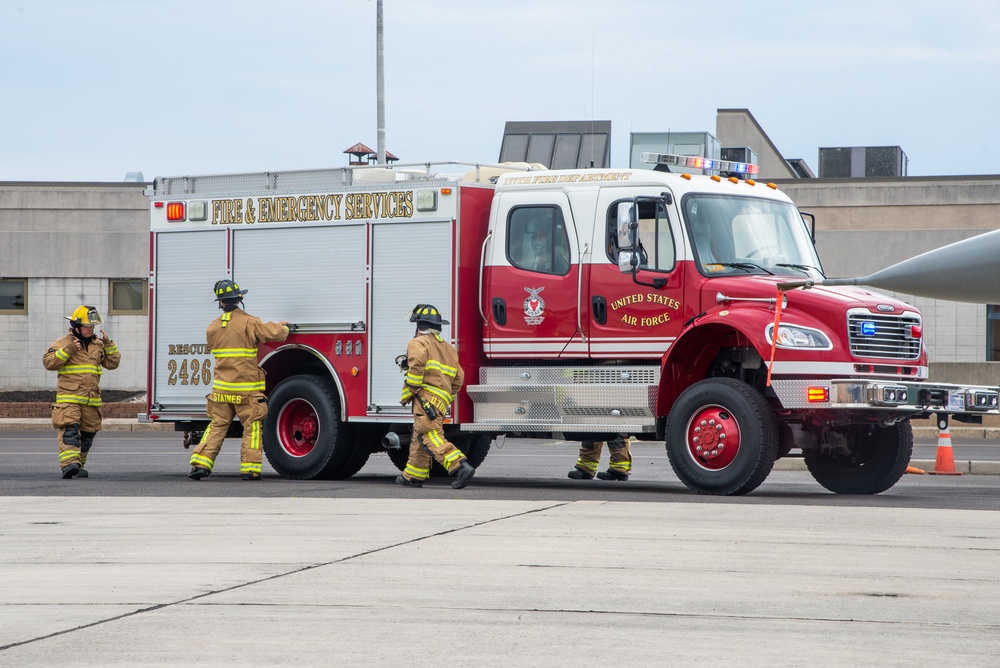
[616,202,638,251]
[618,251,636,274]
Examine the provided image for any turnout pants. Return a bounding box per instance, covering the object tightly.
[190,393,268,476]
[574,435,632,476]
[402,401,466,482]
[52,402,101,470]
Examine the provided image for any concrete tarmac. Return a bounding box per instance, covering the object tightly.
[2,494,999,666]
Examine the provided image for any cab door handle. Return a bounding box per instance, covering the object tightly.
[592,295,607,325]
[492,297,507,326]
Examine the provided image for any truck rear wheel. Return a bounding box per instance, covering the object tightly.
[263,375,356,480]
[803,422,912,494]
[665,378,778,496]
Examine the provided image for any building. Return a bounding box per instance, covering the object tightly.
[0,182,149,393]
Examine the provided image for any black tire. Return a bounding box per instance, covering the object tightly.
[803,422,912,494]
[665,378,778,496]
[386,432,492,476]
[263,375,355,480]
[335,442,371,479]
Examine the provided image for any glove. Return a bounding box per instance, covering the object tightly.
[420,399,438,421]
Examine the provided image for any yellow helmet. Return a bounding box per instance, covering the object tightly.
[66,305,103,327]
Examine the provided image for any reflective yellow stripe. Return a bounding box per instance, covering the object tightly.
[58,364,102,375]
[240,461,262,473]
[576,459,599,472]
[55,348,71,362]
[248,420,262,450]
[425,360,458,377]
[443,449,463,467]
[404,463,430,480]
[104,344,118,354]
[212,347,258,358]
[59,450,80,462]
[55,395,102,406]
[610,460,632,472]
[212,380,265,392]
[405,371,424,385]
[422,385,452,405]
[426,430,446,447]
[190,453,214,469]
[400,387,413,402]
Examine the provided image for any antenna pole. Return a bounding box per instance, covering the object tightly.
[376,0,386,165]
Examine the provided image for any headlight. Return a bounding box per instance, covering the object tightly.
[765,323,832,349]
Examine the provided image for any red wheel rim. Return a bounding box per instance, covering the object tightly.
[685,405,740,470]
[276,399,321,458]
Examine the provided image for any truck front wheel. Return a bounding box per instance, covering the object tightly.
[803,422,912,494]
[665,378,778,496]
[263,375,356,480]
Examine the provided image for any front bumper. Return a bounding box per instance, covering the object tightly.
[770,378,1000,415]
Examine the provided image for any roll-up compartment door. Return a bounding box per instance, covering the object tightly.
[151,230,228,411]
[369,220,452,413]
[232,224,366,325]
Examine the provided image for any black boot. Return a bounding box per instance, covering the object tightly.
[188,466,211,480]
[77,469,90,478]
[567,468,594,480]
[61,463,80,479]
[395,474,422,488]
[596,469,629,481]
[451,461,476,489]
[241,473,261,481]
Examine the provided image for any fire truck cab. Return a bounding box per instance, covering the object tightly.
[147,157,999,495]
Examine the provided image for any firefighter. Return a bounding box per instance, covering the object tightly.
[42,305,121,479]
[397,304,476,489]
[567,435,632,481]
[188,280,288,481]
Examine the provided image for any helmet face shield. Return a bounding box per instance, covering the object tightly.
[66,305,103,327]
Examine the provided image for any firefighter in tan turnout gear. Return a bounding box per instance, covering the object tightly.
[188,280,288,481]
[567,435,633,481]
[42,306,121,479]
[397,304,476,489]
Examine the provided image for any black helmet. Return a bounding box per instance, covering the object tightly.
[409,304,449,328]
[213,279,248,302]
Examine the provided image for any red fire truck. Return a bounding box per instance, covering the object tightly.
[146,156,999,495]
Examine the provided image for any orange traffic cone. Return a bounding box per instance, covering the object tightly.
[928,420,963,476]
[906,465,926,475]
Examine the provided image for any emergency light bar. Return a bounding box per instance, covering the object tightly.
[640,152,760,175]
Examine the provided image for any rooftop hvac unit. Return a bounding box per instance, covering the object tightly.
[818,146,908,177]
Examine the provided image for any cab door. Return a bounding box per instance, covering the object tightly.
[587,193,687,359]
[483,191,585,359]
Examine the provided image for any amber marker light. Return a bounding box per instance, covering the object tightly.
[440,187,452,195]
[351,367,359,376]
[807,387,829,402]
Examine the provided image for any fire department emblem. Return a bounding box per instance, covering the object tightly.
[523,286,545,325]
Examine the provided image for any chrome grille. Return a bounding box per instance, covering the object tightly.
[847,312,921,360]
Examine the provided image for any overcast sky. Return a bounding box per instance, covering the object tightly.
[2,0,999,181]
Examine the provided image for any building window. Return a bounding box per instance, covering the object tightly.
[0,279,27,314]
[109,279,147,315]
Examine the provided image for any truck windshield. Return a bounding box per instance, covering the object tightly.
[684,194,824,279]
